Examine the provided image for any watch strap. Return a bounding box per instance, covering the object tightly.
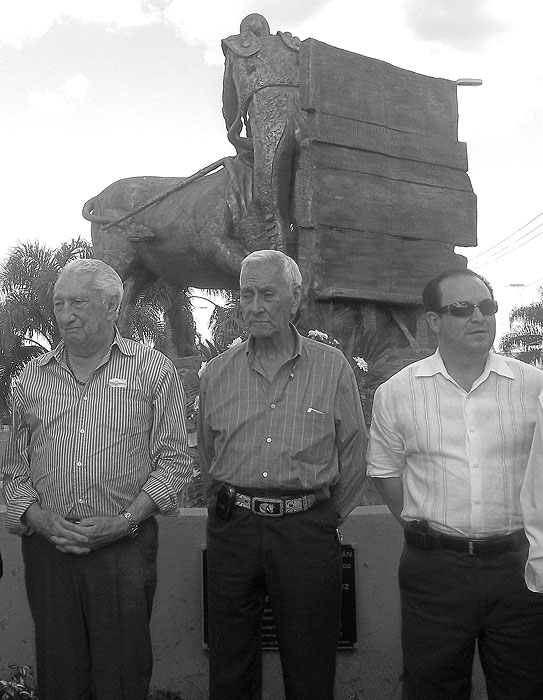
[120,509,139,538]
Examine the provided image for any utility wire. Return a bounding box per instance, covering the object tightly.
[472,221,543,269]
[525,276,543,289]
[469,210,543,264]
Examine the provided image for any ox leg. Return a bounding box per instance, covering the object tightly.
[117,277,138,337]
[117,272,156,338]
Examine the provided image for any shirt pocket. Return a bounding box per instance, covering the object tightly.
[290,407,335,465]
[100,386,151,437]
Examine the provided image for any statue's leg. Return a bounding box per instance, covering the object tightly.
[248,89,299,252]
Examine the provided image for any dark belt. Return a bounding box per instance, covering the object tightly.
[235,491,318,517]
[405,527,527,557]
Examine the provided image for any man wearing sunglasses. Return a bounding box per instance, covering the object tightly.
[367,268,543,700]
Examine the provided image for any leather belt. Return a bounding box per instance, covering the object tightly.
[405,527,527,557]
[235,491,318,517]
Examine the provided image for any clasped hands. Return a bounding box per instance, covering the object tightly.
[24,503,132,555]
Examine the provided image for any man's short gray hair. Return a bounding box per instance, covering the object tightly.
[55,258,124,306]
[241,250,302,293]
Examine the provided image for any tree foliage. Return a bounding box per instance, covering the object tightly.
[500,297,543,366]
[1,238,93,350]
[0,238,197,421]
[0,238,93,421]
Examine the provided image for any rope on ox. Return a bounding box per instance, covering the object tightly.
[102,157,229,230]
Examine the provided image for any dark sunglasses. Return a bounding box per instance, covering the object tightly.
[436,299,498,318]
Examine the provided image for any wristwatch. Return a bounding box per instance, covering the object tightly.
[120,509,140,538]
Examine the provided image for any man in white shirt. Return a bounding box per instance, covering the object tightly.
[521,395,543,594]
[368,269,543,700]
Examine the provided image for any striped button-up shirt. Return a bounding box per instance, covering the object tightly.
[197,327,367,519]
[2,330,192,535]
[368,351,543,537]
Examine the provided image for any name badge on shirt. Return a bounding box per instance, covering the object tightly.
[109,377,127,388]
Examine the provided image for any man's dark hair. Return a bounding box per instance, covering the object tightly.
[422,269,494,313]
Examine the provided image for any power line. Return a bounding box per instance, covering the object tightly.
[469,210,543,264]
[525,275,543,287]
[472,220,543,269]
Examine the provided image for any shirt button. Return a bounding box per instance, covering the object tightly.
[78,498,84,504]
[263,472,268,477]
[79,428,85,434]
[270,403,276,409]
[266,437,272,443]
[76,461,82,467]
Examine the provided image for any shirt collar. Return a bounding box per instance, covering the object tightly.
[415,349,515,382]
[246,323,302,361]
[37,327,134,367]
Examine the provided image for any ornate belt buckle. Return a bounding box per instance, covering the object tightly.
[252,497,284,517]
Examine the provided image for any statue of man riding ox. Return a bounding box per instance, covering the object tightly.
[82,14,306,335]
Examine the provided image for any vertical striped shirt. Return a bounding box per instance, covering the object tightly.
[368,350,543,537]
[2,330,192,535]
[197,327,367,519]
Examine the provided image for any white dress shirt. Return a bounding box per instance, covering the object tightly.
[521,391,543,592]
[368,351,543,538]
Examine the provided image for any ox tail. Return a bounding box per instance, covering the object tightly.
[82,196,111,225]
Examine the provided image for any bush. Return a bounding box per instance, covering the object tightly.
[0,666,38,699]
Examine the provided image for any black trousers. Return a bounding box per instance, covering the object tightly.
[399,542,543,700]
[22,517,158,700]
[206,499,342,700]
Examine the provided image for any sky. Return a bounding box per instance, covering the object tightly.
[1,0,542,342]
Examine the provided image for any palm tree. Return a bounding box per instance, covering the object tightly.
[500,298,543,366]
[1,238,93,348]
[0,238,94,421]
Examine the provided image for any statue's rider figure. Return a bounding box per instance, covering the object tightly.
[221,14,303,253]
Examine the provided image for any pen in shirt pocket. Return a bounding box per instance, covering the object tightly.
[307,407,324,415]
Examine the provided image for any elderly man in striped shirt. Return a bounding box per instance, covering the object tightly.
[2,258,191,700]
[368,268,543,700]
[198,250,367,700]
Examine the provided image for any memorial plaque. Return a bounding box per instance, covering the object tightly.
[202,544,357,649]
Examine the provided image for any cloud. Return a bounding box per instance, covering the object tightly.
[1,0,325,60]
[62,73,89,99]
[30,73,89,116]
[162,0,329,64]
[0,0,159,46]
[403,0,508,51]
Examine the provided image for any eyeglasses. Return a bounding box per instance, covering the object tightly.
[436,299,499,318]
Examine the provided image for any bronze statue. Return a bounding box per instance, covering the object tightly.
[84,13,476,362]
[83,14,305,335]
